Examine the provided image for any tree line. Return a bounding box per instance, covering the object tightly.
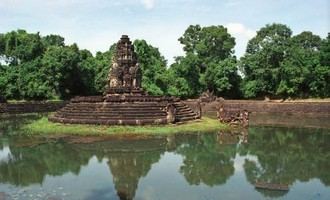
[0,23,329,100]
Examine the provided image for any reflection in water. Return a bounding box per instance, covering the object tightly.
[0,115,329,199]
[0,138,91,186]
[90,139,166,200]
[176,133,236,186]
[0,114,45,135]
[240,127,330,198]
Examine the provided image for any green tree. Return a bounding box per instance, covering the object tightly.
[277,31,322,97]
[179,25,235,61]
[313,33,330,97]
[167,53,202,98]
[240,23,293,98]
[77,49,97,95]
[40,44,82,98]
[205,58,241,97]
[42,34,65,47]
[17,58,53,99]
[93,45,115,94]
[241,24,329,98]
[0,64,20,99]
[1,30,44,65]
[320,33,330,66]
[133,39,168,95]
[169,25,240,98]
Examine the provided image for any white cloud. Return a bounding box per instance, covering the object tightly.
[226,23,255,39]
[141,0,155,10]
[226,23,256,57]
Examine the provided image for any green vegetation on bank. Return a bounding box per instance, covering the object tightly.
[0,23,329,100]
[20,117,228,136]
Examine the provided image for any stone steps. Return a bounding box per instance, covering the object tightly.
[55,115,167,119]
[176,111,193,115]
[60,108,164,112]
[55,112,167,118]
[49,101,169,125]
[63,103,165,109]
[61,106,165,111]
[49,116,168,125]
[176,112,196,118]
[49,100,200,125]
[57,110,165,115]
[173,102,199,123]
[175,107,191,112]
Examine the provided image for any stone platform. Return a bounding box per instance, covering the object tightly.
[49,95,200,125]
[49,35,200,126]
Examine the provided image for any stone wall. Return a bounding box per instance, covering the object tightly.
[184,100,330,118]
[249,113,330,129]
[0,101,68,114]
[1,99,329,116]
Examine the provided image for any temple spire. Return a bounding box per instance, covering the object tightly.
[108,35,142,93]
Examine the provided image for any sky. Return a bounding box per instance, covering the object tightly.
[0,0,329,64]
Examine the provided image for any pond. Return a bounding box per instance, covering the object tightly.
[0,114,329,200]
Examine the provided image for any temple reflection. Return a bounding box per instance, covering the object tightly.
[75,138,167,200]
[0,127,329,199]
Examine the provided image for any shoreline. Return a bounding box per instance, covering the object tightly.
[10,116,229,136]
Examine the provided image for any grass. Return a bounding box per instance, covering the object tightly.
[21,116,229,136]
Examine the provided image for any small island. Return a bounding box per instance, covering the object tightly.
[49,35,201,126]
[17,35,228,136]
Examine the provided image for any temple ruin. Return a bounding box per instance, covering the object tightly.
[49,35,200,125]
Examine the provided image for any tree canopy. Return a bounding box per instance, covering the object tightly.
[240,23,329,98]
[168,25,241,98]
[0,25,329,100]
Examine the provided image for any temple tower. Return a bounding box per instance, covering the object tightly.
[107,35,142,95]
[49,35,200,125]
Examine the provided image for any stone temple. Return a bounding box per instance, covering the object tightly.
[49,35,200,125]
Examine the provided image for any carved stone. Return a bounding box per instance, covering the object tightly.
[217,104,249,127]
[107,35,142,94]
[166,104,176,124]
[49,35,200,125]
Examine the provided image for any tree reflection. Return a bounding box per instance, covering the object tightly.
[0,138,92,186]
[0,126,329,199]
[176,133,237,186]
[240,127,330,197]
[0,114,44,136]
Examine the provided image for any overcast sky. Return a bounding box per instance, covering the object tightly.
[0,0,329,64]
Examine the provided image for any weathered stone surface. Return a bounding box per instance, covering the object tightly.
[49,35,199,125]
[187,100,330,116]
[217,104,249,127]
[199,90,216,103]
[107,35,142,93]
[0,101,67,114]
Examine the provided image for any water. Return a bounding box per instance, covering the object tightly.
[0,114,329,200]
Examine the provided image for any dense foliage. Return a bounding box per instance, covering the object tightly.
[240,24,329,98]
[0,24,329,100]
[167,25,241,98]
